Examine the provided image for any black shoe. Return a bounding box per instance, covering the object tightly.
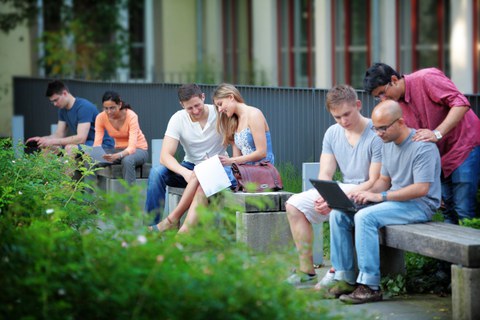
[339,284,383,304]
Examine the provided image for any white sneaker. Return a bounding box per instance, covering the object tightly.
[285,272,318,287]
[314,268,335,290]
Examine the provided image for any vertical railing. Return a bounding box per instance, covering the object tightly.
[13,77,480,171]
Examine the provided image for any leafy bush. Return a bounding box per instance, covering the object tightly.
[276,162,302,193]
[0,140,349,319]
[460,217,480,229]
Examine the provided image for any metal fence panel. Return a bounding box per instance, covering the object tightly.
[13,77,480,172]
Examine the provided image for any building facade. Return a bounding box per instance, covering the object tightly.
[1,0,479,136]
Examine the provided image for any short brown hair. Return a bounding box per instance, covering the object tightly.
[177,84,203,102]
[326,85,358,111]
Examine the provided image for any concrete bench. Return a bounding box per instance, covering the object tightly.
[167,187,294,253]
[379,222,480,320]
[94,163,151,207]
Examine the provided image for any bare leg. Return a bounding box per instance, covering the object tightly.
[149,173,200,232]
[177,185,207,234]
[286,203,315,274]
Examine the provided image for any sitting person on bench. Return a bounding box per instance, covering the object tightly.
[146,83,236,230]
[27,80,114,155]
[93,91,149,185]
[363,63,480,224]
[328,99,441,304]
[150,83,275,234]
[285,85,382,287]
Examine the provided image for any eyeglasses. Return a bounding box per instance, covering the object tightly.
[373,83,390,101]
[371,118,400,133]
[103,105,119,111]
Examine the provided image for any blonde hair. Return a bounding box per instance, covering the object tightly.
[212,83,245,146]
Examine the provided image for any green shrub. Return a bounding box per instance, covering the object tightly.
[460,217,480,229]
[0,140,349,319]
[276,162,302,193]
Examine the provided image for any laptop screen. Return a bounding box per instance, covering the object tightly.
[309,179,357,212]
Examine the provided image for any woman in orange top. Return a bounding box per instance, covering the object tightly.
[94,91,149,184]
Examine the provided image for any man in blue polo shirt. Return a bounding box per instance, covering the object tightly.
[27,80,113,154]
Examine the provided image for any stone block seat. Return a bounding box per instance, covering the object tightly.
[94,163,151,202]
[167,187,294,253]
[380,222,480,320]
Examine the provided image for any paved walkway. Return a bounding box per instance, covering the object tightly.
[309,262,452,320]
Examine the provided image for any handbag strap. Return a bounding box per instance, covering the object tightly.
[263,162,282,188]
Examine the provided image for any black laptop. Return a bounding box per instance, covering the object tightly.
[309,179,373,213]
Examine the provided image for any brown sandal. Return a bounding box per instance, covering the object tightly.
[149,216,179,232]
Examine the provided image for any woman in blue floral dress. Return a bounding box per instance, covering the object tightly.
[150,83,275,234]
[213,83,274,167]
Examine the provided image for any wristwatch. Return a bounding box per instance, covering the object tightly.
[381,191,388,202]
[433,130,442,140]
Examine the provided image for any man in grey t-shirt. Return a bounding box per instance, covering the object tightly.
[285,85,382,287]
[331,99,441,304]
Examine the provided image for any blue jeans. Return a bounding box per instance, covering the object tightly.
[144,161,236,225]
[441,146,480,223]
[330,201,432,287]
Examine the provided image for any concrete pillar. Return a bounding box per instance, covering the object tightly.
[450,0,474,93]
[379,0,397,65]
[145,0,154,82]
[236,211,293,253]
[451,265,480,320]
[252,0,277,86]
[12,115,24,158]
[314,0,332,89]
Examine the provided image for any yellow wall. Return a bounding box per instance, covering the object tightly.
[160,0,197,77]
[0,5,33,137]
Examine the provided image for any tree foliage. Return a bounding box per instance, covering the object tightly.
[0,0,129,80]
[0,0,38,33]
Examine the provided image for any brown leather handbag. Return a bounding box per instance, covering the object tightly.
[231,161,283,192]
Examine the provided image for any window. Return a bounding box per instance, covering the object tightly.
[222,0,253,84]
[277,0,314,87]
[398,0,450,75]
[332,0,369,88]
[129,0,146,79]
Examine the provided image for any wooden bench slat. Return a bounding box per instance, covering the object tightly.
[380,222,480,267]
[383,222,480,244]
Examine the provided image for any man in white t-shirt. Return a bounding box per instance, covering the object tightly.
[285,85,383,288]
[145,84,235,226]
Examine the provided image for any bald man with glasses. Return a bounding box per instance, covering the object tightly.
[364,63,480,224]
[327,99,441,304]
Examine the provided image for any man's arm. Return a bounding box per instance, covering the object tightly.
[353,174,430,203]
[413,106,469,142]
[27,121,69,146]
[318,153,337,180]
[42,122,89,146]
[348,162,382,193]
[160,136,193,182]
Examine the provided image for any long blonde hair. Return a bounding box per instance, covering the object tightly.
[212,83,245,146]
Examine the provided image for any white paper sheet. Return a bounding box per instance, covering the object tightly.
[84,146,112,164]
[194,155,232,197]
